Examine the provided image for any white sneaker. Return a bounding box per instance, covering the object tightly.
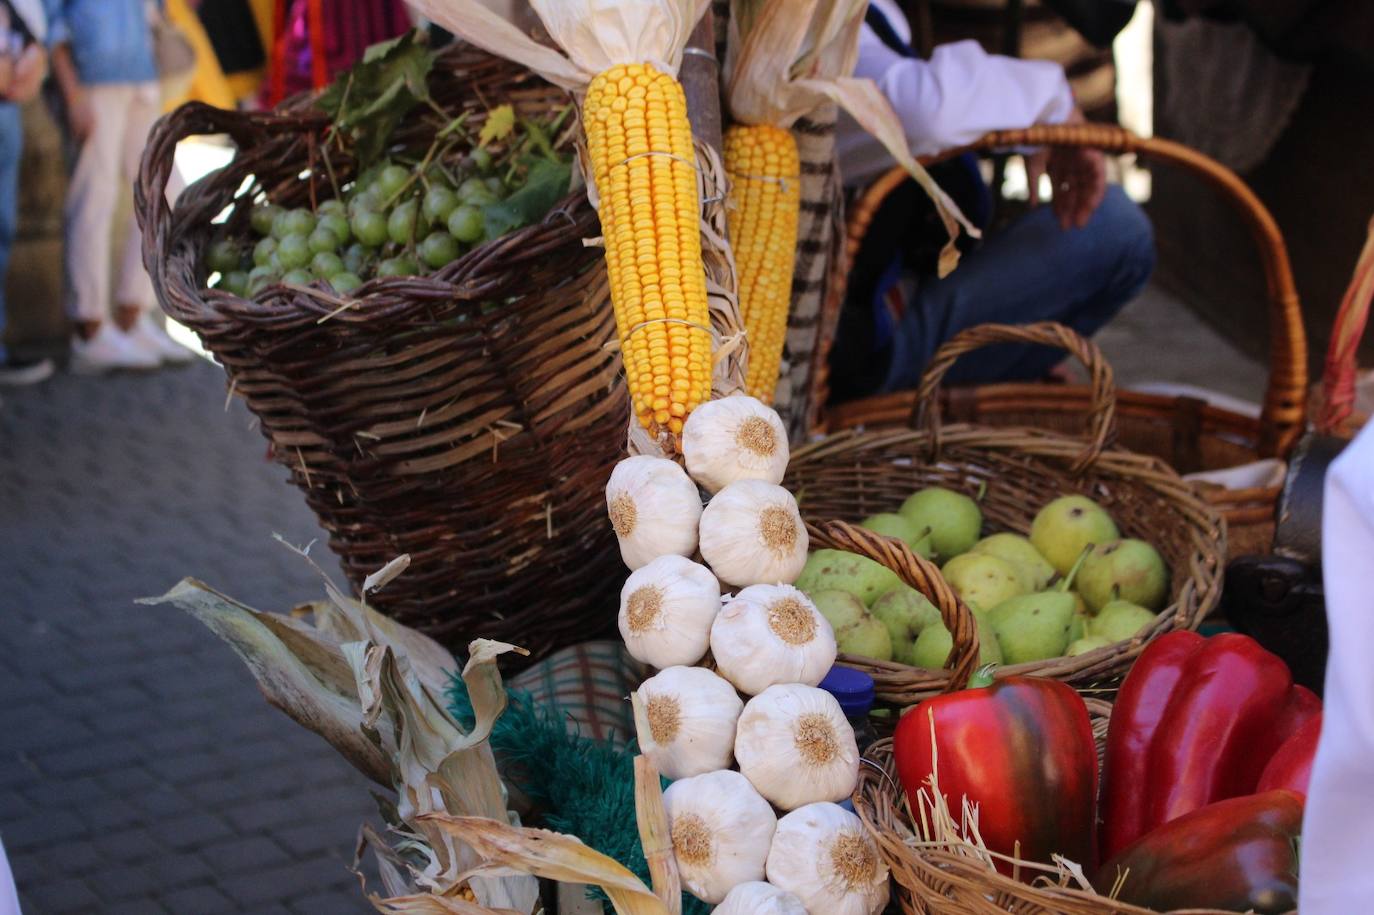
[69,324,161,374]
[125,315,196,365]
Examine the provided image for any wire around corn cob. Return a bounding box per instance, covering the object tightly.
[585,62,713,438]
[723,124,801,403]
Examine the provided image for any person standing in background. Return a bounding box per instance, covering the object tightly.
[49,0,194,372]
[0,0,56,388]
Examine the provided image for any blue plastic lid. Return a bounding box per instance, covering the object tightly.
[819,665,876,717]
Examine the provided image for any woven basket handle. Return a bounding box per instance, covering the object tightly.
[806,519,980,694]
[911,321,1117,475]
[1318,215,1374,435]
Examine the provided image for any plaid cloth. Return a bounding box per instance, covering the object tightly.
[511,640,648,750]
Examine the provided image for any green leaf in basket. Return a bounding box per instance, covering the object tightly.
[478,104,517,149]
[482,158,571,240]
[315,30,436,166]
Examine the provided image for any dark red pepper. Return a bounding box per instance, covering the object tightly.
[1095,790,1303,915]
[893,671,1098,875]
[1258,713,1322,797]
[1100,631,1317,860]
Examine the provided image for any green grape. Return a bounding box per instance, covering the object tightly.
[447,205,484,243]
[310,251,345,278]
[253,236,278,267]
[376,164,410,199]
[219,270,251,296]
[457,177,497,206]
[276,233,312,270]
[348,190,380,217]
[375,256,414,278]
[387,200,428,245]
[248,265,279,294]
[317,212,351,246]
[329,271,363,293]
[419,233,460,269]
[207,239,241,273]
[351,209,389,247]
[422,186,459,225]
[342,242,372,275]
[308,226,340,254]
[280,208,316,237]
[484,176,505,197]
[317,199,347,219]
[471,147,493,173]
[282,268,314,285]
[250,204,281,236]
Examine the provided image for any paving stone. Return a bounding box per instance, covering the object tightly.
[160,811,236,850]
[22,878,100,914]
[158,884,238,915]
[198,836,290,876]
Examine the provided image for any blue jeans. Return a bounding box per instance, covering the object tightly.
[0,102,21,361]
[881,185,1156,391]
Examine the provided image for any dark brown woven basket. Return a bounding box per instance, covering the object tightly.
[789,323,1225,704]
[135,45,627,658]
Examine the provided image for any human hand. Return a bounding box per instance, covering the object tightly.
[1045,108,1106,230]
[6,45,47,103]
[64,83,95,143]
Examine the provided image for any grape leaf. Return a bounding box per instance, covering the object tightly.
[315,30,436,166]
[478,104,517,149]
[482,158,572,239]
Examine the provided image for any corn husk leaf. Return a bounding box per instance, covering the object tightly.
[633,755,680,914]
[423,814,670,915]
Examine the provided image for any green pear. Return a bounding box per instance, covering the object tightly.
[1068,607,1092,642]
[1090,599,1158,643]
[871,586,943,665]
[899,487,982,560]
[1030,495,1120,575]
[860,513,934,558]
[941,553,1026,613]
[986,548,1090,664]
[1066,635,1112,657]
[795,549,902,606]
[811,590,892,660]
[910,615,1003,669]
[1077,539,1169,611]
[971,533,1055,592]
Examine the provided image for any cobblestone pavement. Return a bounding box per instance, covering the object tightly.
[1,361,376,914]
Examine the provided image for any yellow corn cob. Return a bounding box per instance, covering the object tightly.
[584,62,713,437]
[724,123,801,403]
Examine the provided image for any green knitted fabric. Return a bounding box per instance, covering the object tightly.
[446,675,710,915]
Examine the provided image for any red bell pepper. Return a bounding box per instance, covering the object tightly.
[1100,631,1318,860]
[1258,713,1323,797]
[1095,790,1302,914]
[893,670,1098,875]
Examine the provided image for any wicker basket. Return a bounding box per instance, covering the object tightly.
[789,323,1225,704]
[815,123,1308,558]
[136,46,627,659]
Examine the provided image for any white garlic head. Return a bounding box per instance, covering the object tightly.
[662,769,777,903]
[766,803,890,915]
[735,683,860,810]
[710,584,837,695]
[713,881,808,915]
[636,666,743,780]
[606,455,702,571]
[699,479,808,587]
[618,555,721,668]
[681,395,789,494]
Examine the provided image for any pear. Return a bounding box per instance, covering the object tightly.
[1077,539,1169,611]
[986,548,1090,664]
[971,533,1055,592]
[860,513,934,558]
[899,487,982,560]
[1068,606,1092,642]
[941,552,1025,613]
[795,548,902,606]
[811,590,893,661]
[910,615,1003,669]
[1066,635,1112,657]
[1030,495,1120,575]
[1090,599,1157,643]
[871,586,943,665]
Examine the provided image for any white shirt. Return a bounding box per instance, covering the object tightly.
[6,0,46,43]
[837,0,1075,186]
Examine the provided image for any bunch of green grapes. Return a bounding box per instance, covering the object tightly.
[206,148,509,298]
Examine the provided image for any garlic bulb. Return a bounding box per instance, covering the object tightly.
[681,395,789,493]
[713,881,808,915]
[636,666,743,780]
[662,769,777,903]
[699,479,808,586]
[710,584,836,695]
[617,555,721,668]
[766,803,890,915]
[735,683,860,810]
[606,456,702,570]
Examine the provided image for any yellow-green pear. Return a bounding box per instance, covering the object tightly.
[971,532,1056,591]
[860,513,934,558]
[1090,599,1158,643]
[1030,495,1120,575]
[1066,635,1112,656]
[899,487,982,560]
[1068,607,1092,642]
[871,586,943,666]
[810,590,892,660]
[941,552,1025,613]
[910,615,1003,669]
[796,549,902,606]
[1077,539,1169,611]
[986,548,1090,664]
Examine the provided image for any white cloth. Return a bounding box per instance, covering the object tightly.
[0,834,18,915]
[1301,421,1374,912]
[8,0,46,43]
[836,0,1075,186]
[64,80,168,322]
